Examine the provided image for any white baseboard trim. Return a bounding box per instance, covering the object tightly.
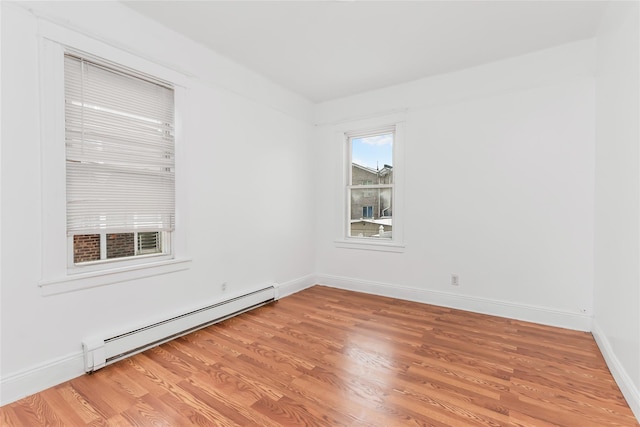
[592,321,640,423]
[0,351,85,406]
[316,274,592,332]
[275,273,317,299]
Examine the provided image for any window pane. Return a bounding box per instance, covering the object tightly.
[73,234,101,263]
[350,188,393,220]
[350,133,393,185]
[379,187,393,218]
[138,231,162,255]
[106,233,135,259]
[349,188,392,239]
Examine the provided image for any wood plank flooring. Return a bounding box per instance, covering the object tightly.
[1,285,638,426]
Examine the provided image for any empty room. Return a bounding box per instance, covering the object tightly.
[1,1,639,425]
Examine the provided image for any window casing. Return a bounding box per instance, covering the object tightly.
[333,114,404,252]
[38,26,191,295]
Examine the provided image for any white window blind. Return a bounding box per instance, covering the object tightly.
[64,53,175,235]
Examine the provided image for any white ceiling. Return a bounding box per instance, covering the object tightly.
[123,1,608,103]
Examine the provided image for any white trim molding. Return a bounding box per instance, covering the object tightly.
[0,352,85,406]
[334,239,405,253]
[39,258,192,296]
[274,274,317,299]
[592,321,640,423]
[316,274,593,332]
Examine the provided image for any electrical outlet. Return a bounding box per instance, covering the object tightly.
[221,282,227,292]
[451,274,459,286]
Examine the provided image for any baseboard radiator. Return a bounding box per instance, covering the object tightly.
[82,284,278,373]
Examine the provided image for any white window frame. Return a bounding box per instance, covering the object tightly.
[333,114,405,252]
[63,51,175,271]
[38,22,191,295]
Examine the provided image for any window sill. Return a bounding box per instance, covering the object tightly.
[39,258,192,296]
[334,239,405,253]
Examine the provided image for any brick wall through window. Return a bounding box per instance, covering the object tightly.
[106,233,135,259]
[73,234,100,263]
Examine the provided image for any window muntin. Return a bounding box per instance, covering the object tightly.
[347,129,394,240]
[64,53,174,267]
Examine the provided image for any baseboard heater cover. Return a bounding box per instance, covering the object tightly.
[82,284,278,373]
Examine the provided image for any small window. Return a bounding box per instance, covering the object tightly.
[346,129,394,240]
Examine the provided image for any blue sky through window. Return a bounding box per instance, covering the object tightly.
[351,133,393,170]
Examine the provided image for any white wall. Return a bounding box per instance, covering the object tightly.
[314,40,596,331]
[1,1,638,417]
[0,2,316,404]
[593,1,640,419]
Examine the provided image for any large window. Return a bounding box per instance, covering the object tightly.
[64,53,175,267]
[346,128,394,239]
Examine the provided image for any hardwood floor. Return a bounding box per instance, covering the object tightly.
[1,285,638,426]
